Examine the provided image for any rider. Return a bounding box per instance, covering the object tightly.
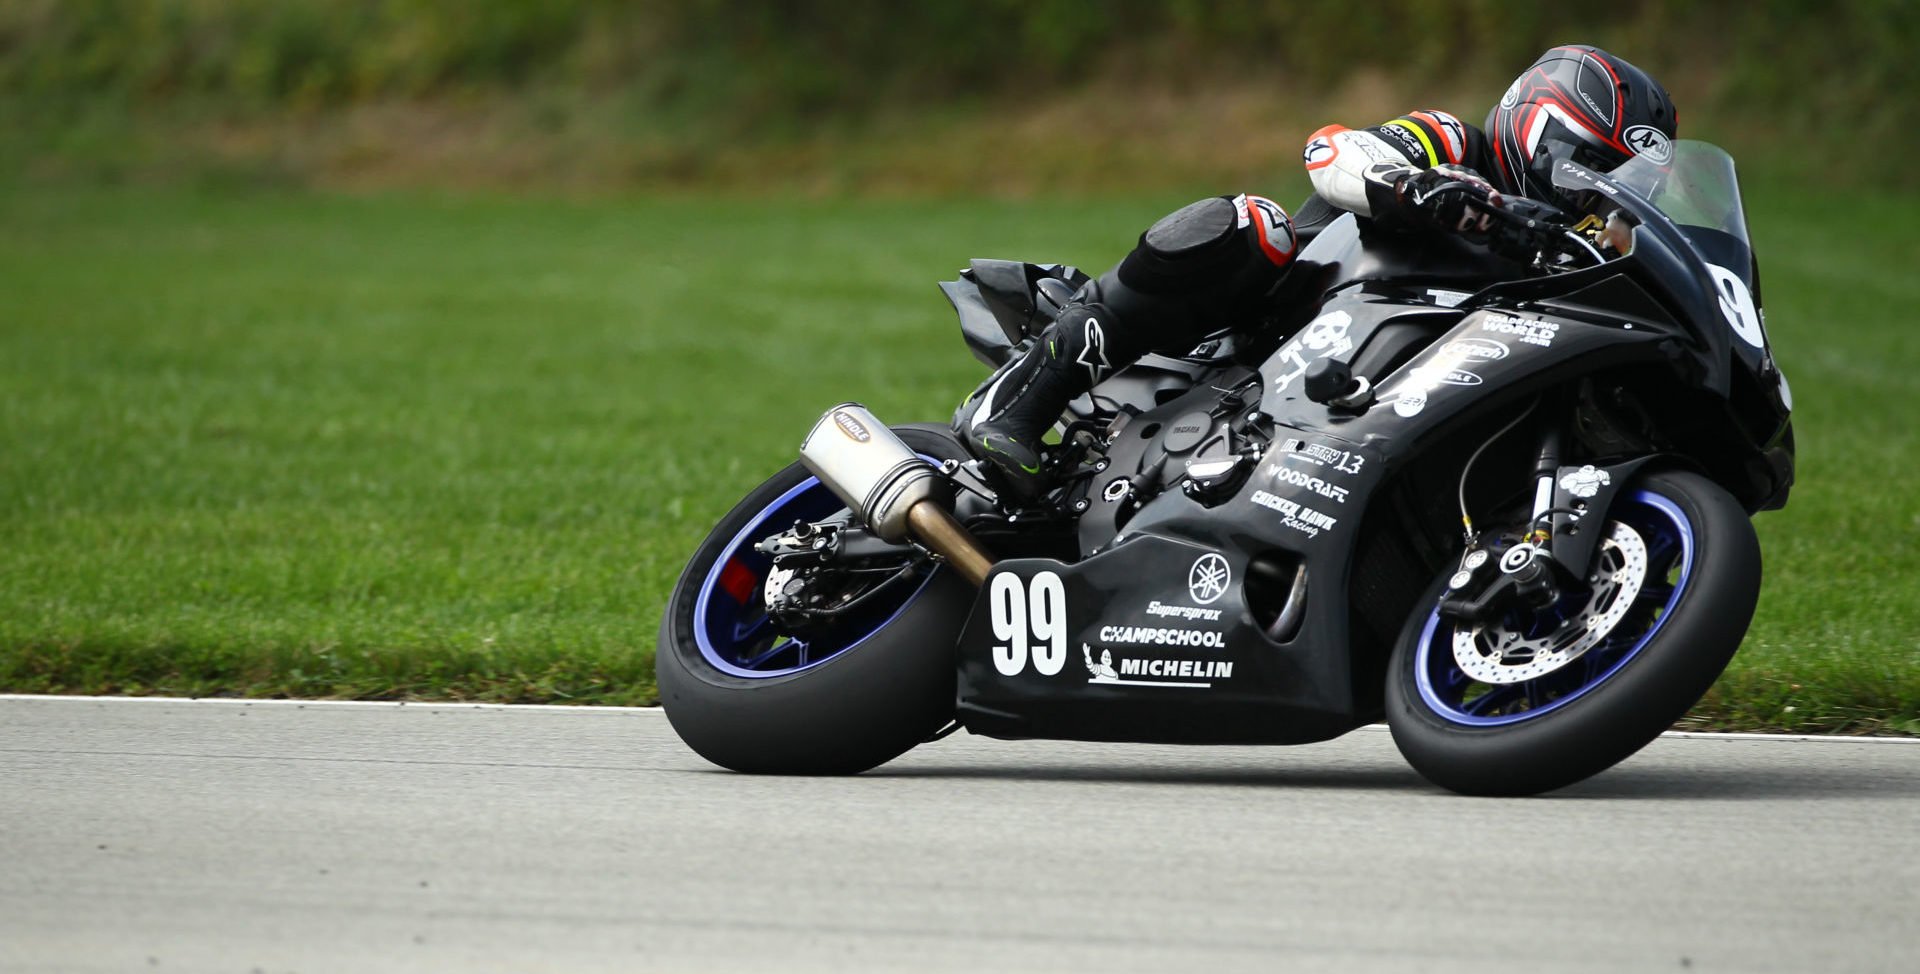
[957,45,1678,500]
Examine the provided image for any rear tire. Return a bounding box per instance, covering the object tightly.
[656,426,974,774]
[1386,470,1760,796]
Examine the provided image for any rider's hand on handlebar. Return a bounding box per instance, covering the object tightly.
[1478,195,1584,263]
[1394,165,1504,235]
[1370,163,1588,265]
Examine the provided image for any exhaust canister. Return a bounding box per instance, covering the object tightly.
[798,403,951,544]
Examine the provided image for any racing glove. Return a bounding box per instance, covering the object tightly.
[1364,163,1569,263]
[1378,163,1504,234]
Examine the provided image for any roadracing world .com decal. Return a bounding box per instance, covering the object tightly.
[1479,313,1558,347]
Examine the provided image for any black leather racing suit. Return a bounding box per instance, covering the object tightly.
[955,109,1510,498]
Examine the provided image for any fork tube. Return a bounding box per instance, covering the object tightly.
[1530,426,1564,542]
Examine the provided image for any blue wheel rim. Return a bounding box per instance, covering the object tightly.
[692,474,939,679]
[1414,489,1695,726]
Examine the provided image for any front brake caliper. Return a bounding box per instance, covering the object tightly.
[1438,540,1563,624]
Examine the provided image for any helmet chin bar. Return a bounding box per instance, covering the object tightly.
[1525,139,1611,201]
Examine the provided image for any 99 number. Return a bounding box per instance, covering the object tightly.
[989,571,1067,677]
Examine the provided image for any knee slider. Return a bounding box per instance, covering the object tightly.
[1119,196,1251,297]
[1142,197,1240,258]
[1116,192,1297,327]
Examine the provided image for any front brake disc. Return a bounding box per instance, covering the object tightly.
[1452,520,1650,684]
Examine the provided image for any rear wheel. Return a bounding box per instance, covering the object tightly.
[1386,470,1761,795]
[656,426,973,774]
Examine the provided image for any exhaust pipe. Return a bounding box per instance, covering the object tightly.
[799,403,995,587]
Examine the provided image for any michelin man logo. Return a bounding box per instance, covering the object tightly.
[1559,465,1611,499]
[1085,644,1118,683]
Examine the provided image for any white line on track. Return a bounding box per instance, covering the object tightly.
[1347,723,1917,744]
[4,693,1915,743]
[1658,729,1917,743]
[0,693,665,715]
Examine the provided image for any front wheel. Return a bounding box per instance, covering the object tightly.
[1386,470,1761,796]
[656,426,975,774]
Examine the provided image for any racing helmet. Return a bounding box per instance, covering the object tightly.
[1486,45,1678,201]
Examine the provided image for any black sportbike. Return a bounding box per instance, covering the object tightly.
[657,141,1794,795]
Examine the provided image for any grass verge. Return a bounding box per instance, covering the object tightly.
[0,180,1914,732]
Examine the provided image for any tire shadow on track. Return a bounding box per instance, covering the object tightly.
[850,752,1920,800]
[863,762,1428,792]
[683,760,1916,800]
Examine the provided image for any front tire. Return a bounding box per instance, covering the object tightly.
[656,426,974,774]
[1386,470,1761,796]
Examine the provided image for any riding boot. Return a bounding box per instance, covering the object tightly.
[955,304,1117,502]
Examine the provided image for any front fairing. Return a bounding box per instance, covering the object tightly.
[1546,142,1791,427]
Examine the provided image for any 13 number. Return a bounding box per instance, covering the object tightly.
[989,571,1067,676]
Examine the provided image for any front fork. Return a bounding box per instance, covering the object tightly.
[1527,426,1565,546]
[1440,417,1575,624]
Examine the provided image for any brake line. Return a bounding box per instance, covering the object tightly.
[1456,397,1542,544]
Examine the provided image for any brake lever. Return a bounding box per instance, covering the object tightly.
[1478,198,1601,267]
[1482,195,1569,231]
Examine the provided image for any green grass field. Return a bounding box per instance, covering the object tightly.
[2,180,1915,732]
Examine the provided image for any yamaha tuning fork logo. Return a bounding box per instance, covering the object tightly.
[1187,554,1231,605]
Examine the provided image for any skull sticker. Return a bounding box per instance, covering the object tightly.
[1300,311,1354,354]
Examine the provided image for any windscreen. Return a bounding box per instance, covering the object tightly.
[1608,140,1749,247]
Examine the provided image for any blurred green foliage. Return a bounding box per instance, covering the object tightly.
[4,0,1915,193]
[2,0,1912,138]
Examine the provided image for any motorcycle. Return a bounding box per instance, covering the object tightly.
[656,141,1795,795]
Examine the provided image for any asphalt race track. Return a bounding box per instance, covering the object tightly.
[2,697,1915,973]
